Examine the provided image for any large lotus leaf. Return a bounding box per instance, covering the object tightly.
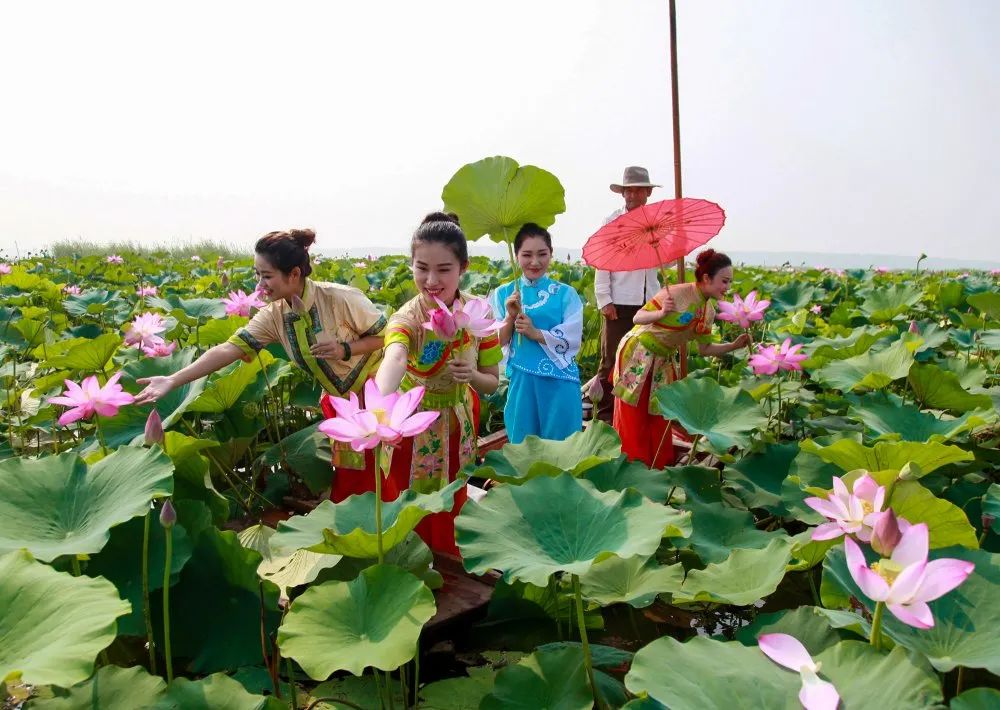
[799,437,973,474]
[277,564,435,677]
[858,284,924,322]
[163,432,229,524]
[0,550,130,688]
[579,554,684,608]
[659,464,724,504]
[41,333,121,372]
[788,530,839,571]
[670,538,793,605]
[25,665,167,709]
[673,498,789,564]
[122,349,207,430]
[908,363,993,412]
[653,377,768,451]
[63,290,121,318]
[723,443,799,516]
[85,513,193,636]
[939,359,990,390]
[967,291,1000,320]
[0,447,174,561]
[627,635,940,710]
[470,420,621,484]
[480,647,592,710]
[259,421,332,495]
[812,337,914,391]
[157,673,284,710]
[441,156,566,244]
[979,329,1000,350]
[190,316,246,348]
[733,605,852,652]
[147,295,228,322]
[456,473,690,587]
[579,454,671,502]
[186,351,274,413]
[309,676,406,709]
[802,326,894,365]
[823,545,1000,674]
[952,688,1000,710]
[983,483,1000,520]
[848,393,994,441]
[770,282,817,312]
[419,666,495,710]
[482,579,603,644]
[312,532,441,590]
[161,527,281,673]
[238,523,342,597]
[270,478,464,558]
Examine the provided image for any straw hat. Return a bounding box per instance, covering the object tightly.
[610,166,661,193]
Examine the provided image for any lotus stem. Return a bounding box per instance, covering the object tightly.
[807,569,821,607]
[775,378,783,437]
[869,601,884,651]
[162,522,174,682]
[413,646,421,710]
[956,665,966,696]
[375,444,385,565]
[572,574,607,710]
[286,657,298,710]
[95,417,109,456]
[142,509,158,674]
[685,434,700,465]
[70,555,82,577]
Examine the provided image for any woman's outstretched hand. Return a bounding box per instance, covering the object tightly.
[731,333,751,351]
[134,375,175,405]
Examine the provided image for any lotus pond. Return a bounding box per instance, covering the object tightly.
[1,253,999,709]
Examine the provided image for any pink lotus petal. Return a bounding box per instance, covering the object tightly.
[318,417,368,442]
[811,522,847,541]
[58,407,90,426]
[914,559,975,602]
[329,392,361,420]
[375,423,403,445]
[852,474,879,501]
[887,601,934,629]
[892,523,929,568]
[845,537,890,601]
[395,410,441,438]
[799,669,840,710]
[887,559,927,603]
[350,436,381,452]
[757,633,815,672]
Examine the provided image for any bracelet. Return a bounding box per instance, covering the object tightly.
[341,341,352,360]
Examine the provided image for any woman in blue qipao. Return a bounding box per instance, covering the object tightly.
[491,223,584,444]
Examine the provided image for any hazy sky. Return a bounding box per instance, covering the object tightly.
[1,1,997,261]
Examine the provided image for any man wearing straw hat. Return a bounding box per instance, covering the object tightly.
[591,166,661,423]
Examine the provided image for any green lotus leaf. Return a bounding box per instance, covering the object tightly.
[886,480,979,549]
[237,523,342,597]
[312,532,440,590]
[41,333,121,372]
[671,538,794,606]
[162,527,281,673]
[25,665,166,709]
[812,337,914,391]
[653,377,769,451]
[627,635,941,710]
[187,351,274,413]
[770,282,818,312]
[939,359,990,390]
[122,349,207,431]
[967,291,1000,320]
[85,513,193,636]
[802,326,894,365]
[441,156,566,244]
[579,554,684,608]
[63,290,120,318]
[823,545,1000,674]
[858,284,923,322]
[278,564,435,677]
[673,498,789,564]
[788,530,839,571]
[158,672,284,709]
[309,675,405,709]
[982,483,1000,520]
[723,443,800,517]
[480,647,592,710]
[162,432,229,524]
[482,579,603,644]
[799,437,973,474]
[419,667,495,710]
[579,454,671,502]
[848,393,994,441]
[469,420,621,484]
[456,473,690,587]
[190,316,246,347]
[952,688,1000,710]
[659,464,723,504]
[147,295,228,322]
[979,329,1000,350]
[0,447,174,561]
[0,550,130,688]
[733,605,852,652]
[908,363,993,412]
[270,478,463,558]
[259,421,333,495]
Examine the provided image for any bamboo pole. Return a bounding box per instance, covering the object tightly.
[668,0,688,377]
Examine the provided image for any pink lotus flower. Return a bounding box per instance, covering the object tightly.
[190,255,202,262]
[758,634,839,710]
[805,474,885,542]
[716,290,771,329]
[874,266,888,274]
[63,285,82,295]
[908,320,920,334]
[810,304,822,315]
[991,269,1000,277]
[353,261,366,269]
[424,297,462,340]
[137,285,158,297]
[222,289,266,317]
[318,380,440,451]
[144,410,164,446]
[107,254,124,264]
[423,296,501,341]
[216,256,225,270]
[749,338,807,376]
[0,263,11,275]
[459,297,503,337]
[48,372,136,426]
[845,523,975,628]
[142,339,177,357]
[870,509,910,557]
[125,312,167,349]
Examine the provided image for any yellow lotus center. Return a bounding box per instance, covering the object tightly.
[370,407,389,425]
[860,499,874,515]
[872,558,902,585]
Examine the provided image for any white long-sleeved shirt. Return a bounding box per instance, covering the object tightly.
[593,207,661,309]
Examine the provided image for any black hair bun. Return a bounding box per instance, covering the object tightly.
[422,211,460,227]
[288,228,317,251]
[696,248,717,265]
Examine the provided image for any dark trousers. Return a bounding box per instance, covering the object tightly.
[596,304,641,423]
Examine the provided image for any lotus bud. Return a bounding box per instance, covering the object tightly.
[216,255,225,270]
[144,409,164,446]
[159,498,177,529]
[582,375,603,405]
[220,273,230,288]
[908,320,920,334]
[870,510,903,557]
[899,461,923,481]
[983,513,995,533]
[291,295,307,315]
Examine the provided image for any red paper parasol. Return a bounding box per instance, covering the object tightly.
[582,198,726,272]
